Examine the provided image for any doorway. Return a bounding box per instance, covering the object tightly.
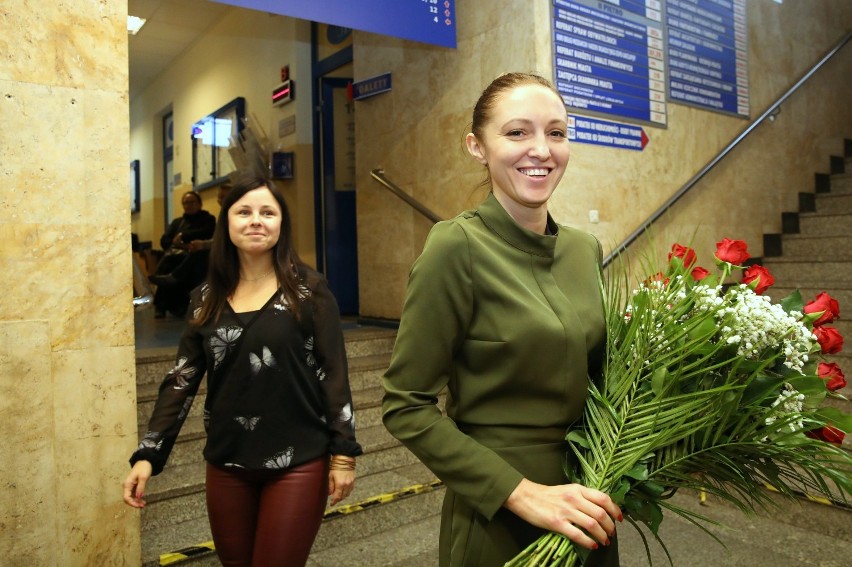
[317,76,359,315]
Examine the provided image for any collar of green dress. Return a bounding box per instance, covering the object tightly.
[477,192,559,258]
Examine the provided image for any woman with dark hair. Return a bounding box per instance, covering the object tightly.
[124,175,361,566]
[382,73,621,566]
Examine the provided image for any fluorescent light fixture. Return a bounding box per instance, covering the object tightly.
[127,15,146,35]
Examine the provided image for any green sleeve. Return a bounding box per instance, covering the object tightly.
[382,220,523,520]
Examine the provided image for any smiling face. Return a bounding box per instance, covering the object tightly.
[466,83,570,223]
[227,186,282,255]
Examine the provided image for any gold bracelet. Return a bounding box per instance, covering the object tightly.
[329,455,356,471]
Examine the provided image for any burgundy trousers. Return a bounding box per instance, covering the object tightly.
[205,457,328,567]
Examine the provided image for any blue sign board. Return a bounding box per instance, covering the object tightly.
[212,0,456,48]
[352,73,392,101]
[665,0,749,117]
[552,0,668,127]
[568,115,649,151]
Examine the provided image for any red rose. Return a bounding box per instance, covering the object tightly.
[813,326,844,355]
[818,362,846,391]
[645,272,670,286]
[742,265,774,295]
[804,292,840,327]
[714,238,750,265]
[806,425,845,446]
[691,266,710,281]
[668,244,697,268]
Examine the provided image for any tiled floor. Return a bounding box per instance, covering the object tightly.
[134,305,185,350]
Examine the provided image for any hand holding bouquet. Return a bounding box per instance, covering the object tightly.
[507,238,851,566]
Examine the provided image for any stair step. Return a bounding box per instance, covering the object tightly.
[814,192,852,214]
[828,172,852,193]
[308,507,441,567]
[761,258,852,286]
[795,212,852,237]
[141,518,217,567]
[768,234,852,258]
[137,382,208,428]
[313,485,445,555]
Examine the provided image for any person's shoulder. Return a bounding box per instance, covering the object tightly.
[426,206,480,241]
[556,224,602,259]
[557,224,597,243]
[298,265,328,290]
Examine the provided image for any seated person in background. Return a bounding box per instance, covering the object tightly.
[151,184,232,290]
[150,190,216,318]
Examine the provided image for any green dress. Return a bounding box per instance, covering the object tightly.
[383,194,619,566]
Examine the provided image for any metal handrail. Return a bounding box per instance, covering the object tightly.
[370,168,442,224]
[602,31,852,267]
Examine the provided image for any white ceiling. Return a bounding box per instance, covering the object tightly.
[128,0,233,99]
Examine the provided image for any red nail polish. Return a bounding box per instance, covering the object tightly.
[618,513,624,522]
[592,543,599,550]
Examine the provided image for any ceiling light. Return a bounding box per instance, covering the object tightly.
[127,15,146,35]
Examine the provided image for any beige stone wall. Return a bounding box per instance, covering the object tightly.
[354,0,852,319]
[0,1,140,565]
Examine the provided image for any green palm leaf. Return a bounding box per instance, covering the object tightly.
[507,245,852,567]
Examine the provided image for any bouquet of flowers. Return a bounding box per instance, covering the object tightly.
[506,238,852,566]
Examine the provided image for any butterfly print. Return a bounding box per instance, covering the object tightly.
[249,346,278,375]
[304,337,317,368]
[264,447,294,469]
[177,395,195,421]
[210,325,243,369]
[169,357,198,390]
[193,284,210,319]
[234,416,261,431]
[336,402,353,425]
[272,292,291,313]
[138,431,163,451]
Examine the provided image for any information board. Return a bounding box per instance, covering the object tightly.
[212,0,456,48]
[552,0,668,127]
[665,0,749,117]
[568,115,649,151]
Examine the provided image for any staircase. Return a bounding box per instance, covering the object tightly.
[760,138,852,445]
[135,326,444,567]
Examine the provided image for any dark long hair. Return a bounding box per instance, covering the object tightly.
[190,174,306,326]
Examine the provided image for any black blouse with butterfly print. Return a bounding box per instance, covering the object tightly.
[130,267,362,476]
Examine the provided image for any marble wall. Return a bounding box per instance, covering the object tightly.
[0,1,140,564]
[354,0,852,319]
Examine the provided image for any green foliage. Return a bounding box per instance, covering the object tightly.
[506,242,851,567]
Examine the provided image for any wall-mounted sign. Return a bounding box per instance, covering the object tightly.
[272,80,294,106]
[553,0,668,127]
[212,0,456,48]
[665,0,749,117]
[568,115,649,151]
[352,73,392,101]
[278,115,296,137]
